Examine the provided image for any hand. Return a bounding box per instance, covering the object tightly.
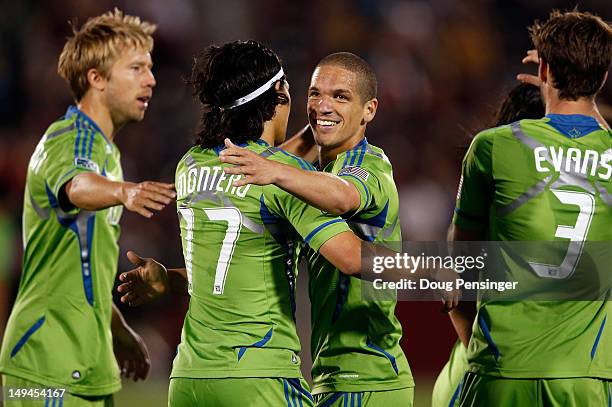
[219,138,283,187]
[432,267,462,313]
[118,251,169,306]
[516,49,541,87]
[120,181,176,218]
[112,323,151,382]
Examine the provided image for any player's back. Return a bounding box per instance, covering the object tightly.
[462,115,612,378]
[172,139,348,379]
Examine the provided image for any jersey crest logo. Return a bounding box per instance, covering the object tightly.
[74,157,100,173]
[339,166,369,182]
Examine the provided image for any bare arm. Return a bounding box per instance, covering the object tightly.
[118,251,189,307]
[446,223,485,345]
[220,139,360,215]
[63,172,175,218]
[111,303,150,381]
[279,125,318,162]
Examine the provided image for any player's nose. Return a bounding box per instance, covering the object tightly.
[144,69,156,88]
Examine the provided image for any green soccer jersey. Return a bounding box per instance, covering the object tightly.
[306,138,413,394]
[0,106,124,396]
[454,115,612,378]
[171,140,350,380]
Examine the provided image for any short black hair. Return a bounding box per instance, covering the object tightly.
[317,52,377,102]
[188,40,289,149]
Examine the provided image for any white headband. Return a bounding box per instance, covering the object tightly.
[220,68,285,111]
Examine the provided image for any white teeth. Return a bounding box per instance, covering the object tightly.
[317,119,337,126]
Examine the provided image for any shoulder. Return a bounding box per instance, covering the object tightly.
[260,144,316,171]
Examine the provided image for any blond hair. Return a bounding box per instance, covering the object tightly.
[58,8,156,101]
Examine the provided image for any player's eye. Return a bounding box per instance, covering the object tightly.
[335,94,348,101]
[308,91,320,98]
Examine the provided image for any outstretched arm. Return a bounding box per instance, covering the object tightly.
[220,139,360,215]
[117,251,189,306]
[111,303,150,381]
[62,173,176,218]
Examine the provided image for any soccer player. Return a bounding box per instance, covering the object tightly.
[117,40,391,407]
[0,9,175,406]
[431,82,545,407]
[219,52,414,406]
[449,10,612,406]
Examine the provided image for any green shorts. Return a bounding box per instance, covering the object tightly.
[1,374,113,407]
[168,377,314,407]
[313,387,414,407]
[459,372,612,407]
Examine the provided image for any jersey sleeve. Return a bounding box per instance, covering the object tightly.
[264,186,351,252]
[452,131,495,230]
[333,152,383,216]
[45,127,109,200]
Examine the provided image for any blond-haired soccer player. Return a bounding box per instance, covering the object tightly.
[0,9,175,406]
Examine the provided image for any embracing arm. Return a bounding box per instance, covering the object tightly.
[220,139,360,215]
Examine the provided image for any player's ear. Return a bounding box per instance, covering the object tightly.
[538,59,548,85]
[362,98,378,124]
[86,68,106,92]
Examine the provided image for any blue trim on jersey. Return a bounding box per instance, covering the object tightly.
[332,272,350,323]
[259,195,281,224]
[69,214,96,306]
[66,106,110,145]
[237,327,273,361]
[80,119,89,157]
[545,114,601,139]
[10,316,46,358]
[591,316,607,360]
[287,378,313,402]
[74,115,81,158]
[357,139,368,166]
[355,200,388,228]
[87,125,95,158]
[319,392,344,407]
[304,219,344,244]
[350,139,367,166]
[366,340,399,375]
[45,183,59,209]
[339,174,370,211]
[478,314,501,361]
[608,381,611,407]
[274,147,311,170]
[448,376,463,407]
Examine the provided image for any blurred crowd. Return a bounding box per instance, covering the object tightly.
[1,0,610,392]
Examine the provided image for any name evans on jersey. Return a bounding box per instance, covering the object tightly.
[534,146,612,181]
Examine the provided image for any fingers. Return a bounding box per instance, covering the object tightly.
[140,181,177,201]
[522,49,539,64]
[126,251,146,267]
[516,74,541,87]
[220,154,248,166]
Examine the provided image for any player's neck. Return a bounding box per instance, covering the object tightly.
[318,134,365,168]
[545,96,609,129]
[77,95,116,141]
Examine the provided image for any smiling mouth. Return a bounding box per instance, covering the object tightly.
[315,119,339,127]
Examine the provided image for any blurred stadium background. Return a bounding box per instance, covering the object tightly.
[0,1,610,405]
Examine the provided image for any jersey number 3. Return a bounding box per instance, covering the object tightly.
[179,207,243,295]
[530,189,595,279]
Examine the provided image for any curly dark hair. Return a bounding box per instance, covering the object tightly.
[492,83,544,126]
[529,10,612,100]
[187,40,289,149]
